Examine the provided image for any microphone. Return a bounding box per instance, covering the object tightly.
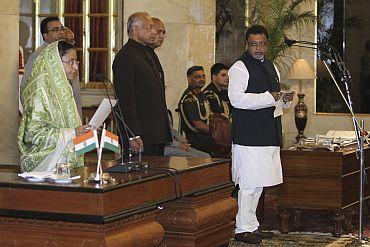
[284,36,297,47]
[284,36,320,49]
[96,74,136,138]
[96,74,145,172]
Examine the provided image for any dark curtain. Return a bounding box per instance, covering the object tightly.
[64,0,109,84]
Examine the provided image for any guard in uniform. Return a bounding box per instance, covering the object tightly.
[178,66,213,155]
[203,63,231,118]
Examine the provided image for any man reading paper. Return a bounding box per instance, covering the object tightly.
[228,25,294,244]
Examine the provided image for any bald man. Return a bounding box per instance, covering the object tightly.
[113,12,172,156]
[64,27,76,46]
[146,18,210,158]
[150,18,166,49]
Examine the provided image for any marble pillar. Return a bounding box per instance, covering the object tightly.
[122,0,216,127]
[0,1,19,165]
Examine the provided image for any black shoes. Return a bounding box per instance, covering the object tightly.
[254,230,274,239]
[234,232,262,244]
[234,230,274,244]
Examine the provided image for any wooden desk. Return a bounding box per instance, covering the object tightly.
[0,157,236,247]
[278,148,370,236]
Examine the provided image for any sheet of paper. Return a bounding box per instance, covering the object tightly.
[18,172,53,179]
[274,98,283,117]
[325,130,356,140]
[281,91,294,109]
[89,98,117,128]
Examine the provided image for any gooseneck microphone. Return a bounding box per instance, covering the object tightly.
[96,74,143,172]
[96,74,136,137]
[284,36,297,47]
[283,35,319,49]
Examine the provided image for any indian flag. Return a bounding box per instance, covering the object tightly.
[73,130,99,156]
[102,129,119,152]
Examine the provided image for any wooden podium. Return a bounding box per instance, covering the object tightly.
[278,148,370,236]
[0,157,237,247]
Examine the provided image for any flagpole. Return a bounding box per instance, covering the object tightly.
[95,127,105,181]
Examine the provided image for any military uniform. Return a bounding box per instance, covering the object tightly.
[178,86,213,154]
[203,82,231,118]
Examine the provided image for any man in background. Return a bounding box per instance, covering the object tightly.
[64,27,76,45]
[147,18,209,158]
[203,63,231,118]
[178,66,213,155]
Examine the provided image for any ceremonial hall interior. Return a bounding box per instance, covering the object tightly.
[1,0,370,246]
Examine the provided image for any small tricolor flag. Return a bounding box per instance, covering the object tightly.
[102,129,119,152]
[73,130,99,156]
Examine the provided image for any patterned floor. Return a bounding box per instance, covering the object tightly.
[228,187,370,246]
[228,232,367,246]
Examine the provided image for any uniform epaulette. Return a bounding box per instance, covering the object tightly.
[184,96,197,103]
[204,92,217,99]
[203,89,212,95]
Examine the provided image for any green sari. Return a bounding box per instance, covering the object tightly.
[18,41,83,172]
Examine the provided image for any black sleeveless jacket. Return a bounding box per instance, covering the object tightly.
[231,53,282,146]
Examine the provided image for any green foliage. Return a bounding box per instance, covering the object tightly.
[216,0,233,43]
[249,0,316,65]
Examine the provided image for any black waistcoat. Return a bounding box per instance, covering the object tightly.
[231,53,282,146]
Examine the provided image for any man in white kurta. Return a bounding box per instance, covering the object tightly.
[228,25,293,244]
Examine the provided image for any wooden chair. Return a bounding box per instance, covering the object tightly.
[209,114,232,158]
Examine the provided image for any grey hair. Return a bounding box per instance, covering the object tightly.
[127,12,150,35]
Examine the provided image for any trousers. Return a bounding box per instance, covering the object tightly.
[235,187,263,233]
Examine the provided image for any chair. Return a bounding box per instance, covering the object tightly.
[209,114,232,158]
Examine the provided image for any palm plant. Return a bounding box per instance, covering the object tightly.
[216,0,233,44]
[249,0,316,66]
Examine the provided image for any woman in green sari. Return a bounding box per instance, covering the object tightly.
[19,41,90,172]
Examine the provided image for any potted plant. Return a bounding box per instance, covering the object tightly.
[248,0,316,68]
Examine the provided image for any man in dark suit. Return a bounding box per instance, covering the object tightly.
[113,12,172,156]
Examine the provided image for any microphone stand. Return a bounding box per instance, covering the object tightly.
[97,74,146,173]
[288,39,367,242]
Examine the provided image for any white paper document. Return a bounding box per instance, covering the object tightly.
[18,172,53,179]
[274,99,283,118]
[325,130,357,140]
[274,91,294,118]
[89,98,117,128]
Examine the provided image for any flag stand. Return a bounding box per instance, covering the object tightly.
[93,125,108,182]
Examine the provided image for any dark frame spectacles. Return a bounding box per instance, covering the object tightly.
[47,26,66,32]
[248,41,268,47]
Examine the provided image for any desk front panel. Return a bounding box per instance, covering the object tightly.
[279,149,370,210]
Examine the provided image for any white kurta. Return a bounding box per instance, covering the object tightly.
[228,61,283,189]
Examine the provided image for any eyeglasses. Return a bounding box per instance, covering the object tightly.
[193,75,206,79]
[248,41,268,47]
[47,26,66,32]
[62,59,79,66]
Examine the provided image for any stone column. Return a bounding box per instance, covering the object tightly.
[0,1,20,165]
[122,0,216,127]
